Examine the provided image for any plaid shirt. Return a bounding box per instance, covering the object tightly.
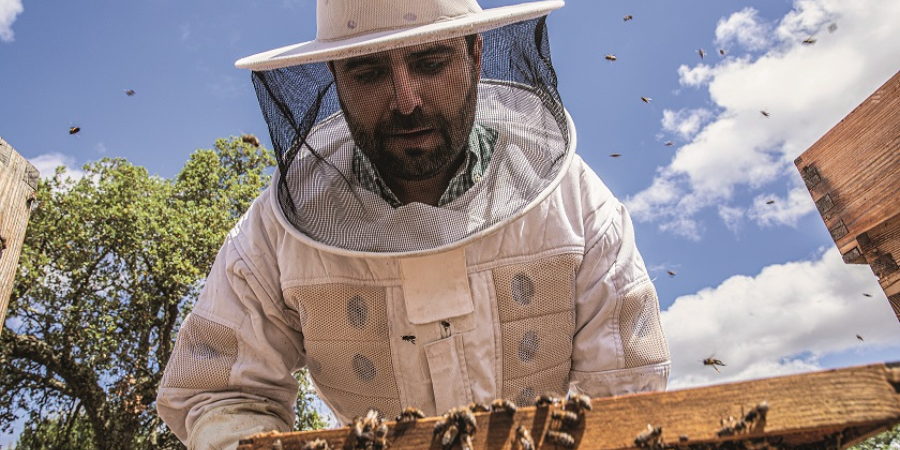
[352,124,498,207]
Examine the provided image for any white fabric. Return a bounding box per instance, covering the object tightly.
[156,154,670,449]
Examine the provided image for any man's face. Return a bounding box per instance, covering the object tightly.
[331,36,482,181]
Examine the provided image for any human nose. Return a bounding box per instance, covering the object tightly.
[389,66,422,115]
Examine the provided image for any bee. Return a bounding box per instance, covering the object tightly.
[373,423,389,450]
[623,14,633,21]
[241,133,261,147]
[551,410,581,428]
[760,110,770,117]
[547,431,576,448]
[273,439,284,450]
[719,49,727,56]
[667,270,676,277]
[733,420,747,432]
[665,141,675,147]
[641,96,652,104]
[401,335,416,344]
[434,416,449,437]
[605,54,617,61]
[828,23,838,33]
[717,424,735,437]
[124,89,136,96]
[301,438,330,450]
[565,394,592,414]
[517,425,535,450]
[468,402,491,412]
[69,126,81,135]
[351,416,373,442]
[863,293,872,297]
[766,200,775,205]
[802,37,817,45]
[698,48,706,59]
[610,153,622,158]
[460,432,474,450]
[702,356,726,372]
[491,398,517,415]
[744,401,769,422]
[635,424,663,448]
[396,406,425,422]
[441,423,460,449]
[679,435,690,442]
[535,395,562,407]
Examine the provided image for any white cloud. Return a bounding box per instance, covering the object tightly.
[747,184,816,227]
[662,108,714,140]
[627,0,900,238]
[677,63,715,87]
[0,0,23,42]
[28,153,86,181]
[717,205,744,234]
[715,7,772,51]
[662,247,900,389]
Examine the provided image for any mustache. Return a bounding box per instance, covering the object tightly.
[379,108,444,134]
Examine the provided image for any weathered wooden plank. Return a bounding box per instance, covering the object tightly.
[238,362,900,450]
[793,70,900,261]
[0,137,39,329]
[857,212,900,298]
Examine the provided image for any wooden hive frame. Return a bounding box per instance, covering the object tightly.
[793,70,900,320]
[238,362,900,450]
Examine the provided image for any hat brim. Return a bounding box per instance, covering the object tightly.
[235,0,564,71]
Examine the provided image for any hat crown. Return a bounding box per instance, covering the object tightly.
[317,0,483,42]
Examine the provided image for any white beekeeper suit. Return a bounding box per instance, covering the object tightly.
[156,1,670,449]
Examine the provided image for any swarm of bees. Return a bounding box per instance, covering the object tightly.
[703,356,726,372]
[635,424,664,448]
[605,54,617,61]
[301,438,330,450]
[433,406,478,450]
[349,410,389,450]
[718,401,769,437]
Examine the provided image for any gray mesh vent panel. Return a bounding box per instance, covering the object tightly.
[619,282,670,368]
[286,284,389,341]
[494,254,580,322]
[500,310,574,379]
[161,314,238,389]
[304,341,399,397]
[502,361,570,407]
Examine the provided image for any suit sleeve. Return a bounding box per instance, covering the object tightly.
[569,164,670,397]
[156,208,305,450]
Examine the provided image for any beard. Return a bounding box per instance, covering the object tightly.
[342,78,479,182]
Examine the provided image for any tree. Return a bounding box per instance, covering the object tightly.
[850,425,900,450]
[1,137,325,449]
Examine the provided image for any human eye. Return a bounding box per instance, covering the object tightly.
[414,57,448,74]
[352,68,387,84]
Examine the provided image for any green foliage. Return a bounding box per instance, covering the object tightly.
[849,424,900,450]
[2,137,324,449]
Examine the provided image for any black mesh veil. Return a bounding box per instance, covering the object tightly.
[251,17,572,254]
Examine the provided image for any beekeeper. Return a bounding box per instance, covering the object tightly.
[157,0,671,448]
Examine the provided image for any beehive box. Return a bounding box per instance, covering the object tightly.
[237,362,900,450]
[793,70,900,321]
[0,137,39,328]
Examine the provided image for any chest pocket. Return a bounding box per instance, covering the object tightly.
[285,284,400,422]
[492,253,581,406]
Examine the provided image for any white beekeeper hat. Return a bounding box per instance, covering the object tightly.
[235,0,564,70]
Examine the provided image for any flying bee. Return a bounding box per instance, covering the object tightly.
[302,438,330,450]
[516,425,535,450]
[766,200,776,205]
[69,126,81,135]
[719,49,727,56]
[828,23,838,33]
[702,356,726,372]
[401,335,416,344]
[635,424,663,448]
[802,37,817,45]
[667,270,676,277]
[535,394,562,407]
[546,431,576,449]
[124,89,136,96]
[610,153,622,158]
[396,406,425,422]
[760,110,770,117]
[605,54,617,61]
[551,410,581,428]
[565,393,592,414]
[623,14,633,21]
[698,48,706,59]
[863,293,872,297]
[491,398,517,415]
[468,402,491,412]
[641,96,652,104]
[665,141,675,147]
[857,334,864,341]
[241,133,261,147]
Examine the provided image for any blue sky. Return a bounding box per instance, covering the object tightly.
[2,0,900,444]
